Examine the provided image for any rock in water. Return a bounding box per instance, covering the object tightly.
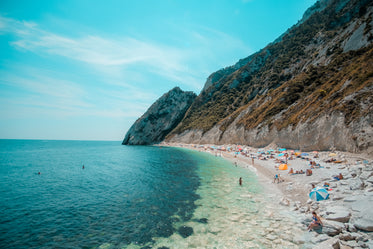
[122,87,196,145]
[178,226,194,238]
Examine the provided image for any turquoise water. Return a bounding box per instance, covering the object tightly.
[0,140,305,248]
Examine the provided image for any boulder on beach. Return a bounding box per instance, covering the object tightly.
[322,206,351,223]
[322,220,344,236]
[347,178,364,190]
[350,199,373,232]
[311,237,340,249]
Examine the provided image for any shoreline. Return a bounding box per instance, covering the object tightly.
[160,142,373,248]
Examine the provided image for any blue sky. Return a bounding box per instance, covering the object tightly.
[0,0,317,141]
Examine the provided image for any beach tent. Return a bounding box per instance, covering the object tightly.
[309,187,329,201]
[329,153,337,157]
[279,164,288,170]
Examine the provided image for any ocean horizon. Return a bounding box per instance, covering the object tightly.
[0,139,305,248]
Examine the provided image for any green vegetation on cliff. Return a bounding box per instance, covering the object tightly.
[168,0,373,139]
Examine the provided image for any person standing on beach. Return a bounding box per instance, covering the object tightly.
[273,174,279,183]
[239,177,242,186]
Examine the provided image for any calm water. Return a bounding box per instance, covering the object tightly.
[0,140,202,248]
[0,140,306,249]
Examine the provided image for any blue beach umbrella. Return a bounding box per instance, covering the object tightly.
[301,152,309,156]
[309,187,329,201]
[279,148,287,151]
[278,153,285,157]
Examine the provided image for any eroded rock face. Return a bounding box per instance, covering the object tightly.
[122,87,196,145]
[165,0,373,155]
[168,110,373,154]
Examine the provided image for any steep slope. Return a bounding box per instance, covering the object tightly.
[166,0,373,154]
[122,87,196,145]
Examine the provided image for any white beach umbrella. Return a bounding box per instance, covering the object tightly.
[309,187,329,201]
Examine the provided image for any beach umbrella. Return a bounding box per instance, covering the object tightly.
[279,164,288,170]
[309,187,329,201]
[301,153,309,156]
[278,153,285,157]
[312,151,318,153]
[279,148,287,151]
[329,153,337,157]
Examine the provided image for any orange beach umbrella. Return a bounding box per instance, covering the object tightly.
[279,164,288,170]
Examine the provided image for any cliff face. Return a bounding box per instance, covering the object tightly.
[165,0,373,154]
[122,87,196,145]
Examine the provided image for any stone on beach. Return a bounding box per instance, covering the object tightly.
[350,198,373,232]
[322,205,351,223]
[311,237,340,249]
[321,220,344,236]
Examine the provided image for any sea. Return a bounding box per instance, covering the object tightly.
[0,140,307,249]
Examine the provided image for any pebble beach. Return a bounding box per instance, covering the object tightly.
[162,142,373,249]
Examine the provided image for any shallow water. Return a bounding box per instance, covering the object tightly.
[0,140,308,249]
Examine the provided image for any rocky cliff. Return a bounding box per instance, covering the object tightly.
[165,0,373,154]
[122,87,196,145]
[124,0,373,154]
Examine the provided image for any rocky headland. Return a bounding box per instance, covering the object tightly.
[122,87,196,145]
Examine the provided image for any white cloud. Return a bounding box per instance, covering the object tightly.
[0,63,155,122]
[1,14,251,92]
[0,14,252,139]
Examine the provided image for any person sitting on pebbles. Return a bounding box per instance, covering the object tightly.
[308,211,323,231]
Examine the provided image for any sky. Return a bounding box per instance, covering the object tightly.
[0,0,318,141]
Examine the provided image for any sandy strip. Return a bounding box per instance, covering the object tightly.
[160,142,373,213]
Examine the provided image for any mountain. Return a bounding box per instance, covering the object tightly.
[122,87,196,145]
[124,0,373,154]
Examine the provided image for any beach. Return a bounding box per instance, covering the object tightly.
[161,142,373,249]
